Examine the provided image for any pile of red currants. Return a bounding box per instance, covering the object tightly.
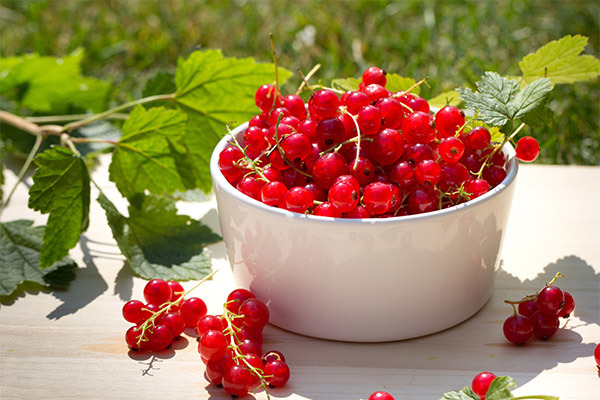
[503,273,575,345]
[218,66,539,218]
[198,288,290,397]
[122,280,289,398]
[122,278,205,352]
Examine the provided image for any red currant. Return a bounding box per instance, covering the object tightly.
[222,364,255,397]
[362,182,394,215]
[226,288,256,314]
[557,290,575,318]
[530,310,560,340]
[408,186,438,214]
[401,111,435,145]
[261,181,288,208]
[312,152,349,190]
[143,279,172,306]
[472,371,496,400]
[263,360,291,388]
[180,297,207,328]
[370,128,405,165]
[328,181,359,213]
[466,126,491,150]
[239,298,270,330]
[434,105,465,138]
[198,329,228,362]
[356,104,382,135]
[438,136,466,164]
[255,84,282,113]
[503,314,534,345]
[284,186,314,214]
[308,89,340,120]
[122,300,145,324]
[362,66,387,87]
[537,285,564,316]
[515,136,540,162]
[368,391,395,400]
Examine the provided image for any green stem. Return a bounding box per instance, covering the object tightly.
[1,133,44,217]
[26,113,129,124]
[222,303,271,399]
[62,93,176,133]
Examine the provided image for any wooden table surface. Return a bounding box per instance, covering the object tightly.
[1,158,599,400]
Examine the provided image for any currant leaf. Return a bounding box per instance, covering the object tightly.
[385,73,420,95]
[331,77,360,92]
[457,72,553,127]
[512,78,554,121]
[439,386,480,400]
[519,34,600,85]
[142,71,176,98]
[97,192,221,281]
[174,49,292,193]
[0,49,110,113]
[428,90,462,108]
[28,146,90,268]
[108,105,194,199]
[484,376,517,400]
[0,220,78,296]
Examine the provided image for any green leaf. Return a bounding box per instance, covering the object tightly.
[108,105,193,199]
[143,71,176,98]
[28,146,90,267]
[386,73,420,95]
[520,34,600,85]
[174,49,292,193]
[0,220,78,296]
[97,192,221,280]
[0,49,110,113]
[512,78,554,120]
[428,90,462,108]
[485,376,517,400]
[440,386,480,400]
[331,77,360,92]
[457,72,553,127]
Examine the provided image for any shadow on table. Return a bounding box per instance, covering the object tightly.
[45,235,110,319]
[260,254,599,399]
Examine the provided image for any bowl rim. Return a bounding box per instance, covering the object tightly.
[210,122,519,225]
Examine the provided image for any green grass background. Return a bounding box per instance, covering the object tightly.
[1,0,598,164]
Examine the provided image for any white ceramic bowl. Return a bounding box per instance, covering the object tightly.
[210,123,518,342]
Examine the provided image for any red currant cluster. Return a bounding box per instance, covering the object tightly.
[198,288,290,398]
[218,66,540,218]
[122,278,207,352]
[503,273,575,345]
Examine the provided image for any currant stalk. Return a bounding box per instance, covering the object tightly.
[221,301,271,399]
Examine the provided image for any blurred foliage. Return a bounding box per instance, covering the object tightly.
[1,0,598,164]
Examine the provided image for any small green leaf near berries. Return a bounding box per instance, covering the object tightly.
[0,220,78,296]
[385,73,420,95]
[98,192,221,280]
[440,376,559,400]
[28,146,90,268]
[440,386,480,400]
[331,76,361,92]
